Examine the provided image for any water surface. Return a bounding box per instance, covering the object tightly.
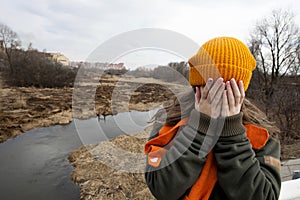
[0,110,150,200]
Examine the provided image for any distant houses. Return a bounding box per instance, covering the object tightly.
[70,61,125,70]
[0,41,127,72]
[43,52,70,66]
[0,40,71,68]
[51,53,70,66]
[107,63,125,70]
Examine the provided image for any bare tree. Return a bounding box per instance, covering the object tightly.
[0,23,21,73]
[273,76,300,141]
[249,9,300,110]
[168,61,189,79]
[292,41,300,75]
[248,9,300,144]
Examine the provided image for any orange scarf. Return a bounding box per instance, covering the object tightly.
[144,118,269,200]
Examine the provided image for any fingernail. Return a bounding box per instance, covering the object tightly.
[207,78,213,83]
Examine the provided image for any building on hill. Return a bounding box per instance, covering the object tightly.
[107,63,125,70]
[50,53,70,66]
[69,62,125,70]
[42,52,70,66]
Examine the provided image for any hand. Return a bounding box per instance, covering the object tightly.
[221,78,245,117]
[195,78,225,118]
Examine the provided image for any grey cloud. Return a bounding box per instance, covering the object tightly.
[1,0,299,61]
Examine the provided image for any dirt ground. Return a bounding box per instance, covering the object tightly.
[1,74,299,199]
[0,75,183,143]
[0,87,73,143]
[281,142,300,160]
[68,131,155,200]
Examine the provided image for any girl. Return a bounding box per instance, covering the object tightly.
[144,37,281,200]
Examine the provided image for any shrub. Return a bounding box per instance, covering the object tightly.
[2,49,77,88]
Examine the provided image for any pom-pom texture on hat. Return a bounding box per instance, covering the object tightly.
[188,37,256,91]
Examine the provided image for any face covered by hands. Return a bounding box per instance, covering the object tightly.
[194,77,245,118]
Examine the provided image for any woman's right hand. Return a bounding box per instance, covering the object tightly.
[195,77,225,118]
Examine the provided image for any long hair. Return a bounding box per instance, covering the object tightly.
[151,88,280,135]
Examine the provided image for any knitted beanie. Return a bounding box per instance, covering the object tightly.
[188,36,256,91]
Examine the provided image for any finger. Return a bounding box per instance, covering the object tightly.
[238,80,245,104]
[226,81,235,110]
[209,77,224,100]
[201,78,213,99]
[230,78,241,106]
[221,90,228,117]
[211,84,225,118]
[195,87,200,104]
[211,82,225,107]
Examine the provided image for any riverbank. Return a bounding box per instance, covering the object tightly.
[68,131,155,200]
[0,87,73,143]
[0,75,182,143]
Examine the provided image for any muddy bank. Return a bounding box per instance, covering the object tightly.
[0,75,183,143]
[0,87,73,143]
[68,131,155,200]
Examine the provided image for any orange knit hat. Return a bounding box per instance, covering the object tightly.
[188,37,256,91]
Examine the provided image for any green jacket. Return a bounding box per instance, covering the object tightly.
[145,110,281,200]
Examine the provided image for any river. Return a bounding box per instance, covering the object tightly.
[0,110,151,200]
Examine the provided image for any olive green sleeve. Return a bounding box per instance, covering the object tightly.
[213,114,281,200]
[145,110,210,200]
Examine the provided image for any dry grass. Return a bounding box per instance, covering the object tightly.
[14,94,27,109]
[69,132,155,200]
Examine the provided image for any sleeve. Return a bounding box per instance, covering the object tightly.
[145,110,211,200]
[213,113,281,200]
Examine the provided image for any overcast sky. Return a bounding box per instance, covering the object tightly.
[1,0,300,67]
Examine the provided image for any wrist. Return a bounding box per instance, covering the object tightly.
[188,110,245,137]
[188,110,219,135]
[220,112,245,137]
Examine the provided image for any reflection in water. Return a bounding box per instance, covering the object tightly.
[0,110,151,200]
[75,110,153,145]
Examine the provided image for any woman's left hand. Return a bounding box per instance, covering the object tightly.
[221,78,245,117]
